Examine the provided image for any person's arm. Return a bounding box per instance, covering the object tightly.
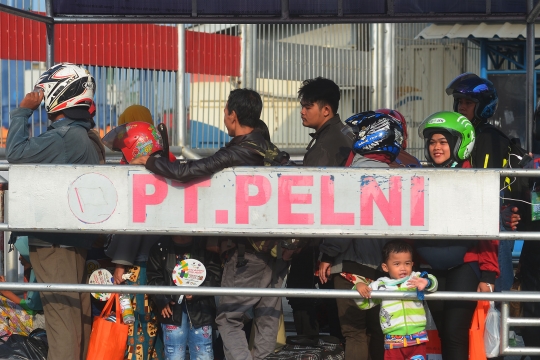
[354,281,381,309]
[143,147,240,183]
[477,240,499,292]
[0,276,22,305]
[6,92,64,164]
[318,238,352,284]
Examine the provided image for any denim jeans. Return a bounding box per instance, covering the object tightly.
[161,305,213,360]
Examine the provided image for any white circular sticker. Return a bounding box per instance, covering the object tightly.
[172,259,206,287]
[88,268,113,301]
[68,173,118,224]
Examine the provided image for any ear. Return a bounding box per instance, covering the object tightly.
[381,262,389,273]
[322,104,333,118]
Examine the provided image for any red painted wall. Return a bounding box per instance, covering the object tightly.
[0,12,240,76]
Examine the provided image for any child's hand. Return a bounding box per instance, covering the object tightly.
[407,277,429,291]
[356,282,372,298]
[161,302,175,318]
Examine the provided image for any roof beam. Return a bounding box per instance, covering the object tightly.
[0,3,53,24]
[52,14,526,25]
[527,0,540,23]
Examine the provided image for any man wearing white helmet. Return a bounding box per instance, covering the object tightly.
[6,63,102,360]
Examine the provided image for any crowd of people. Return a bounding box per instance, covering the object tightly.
[0,62,539,360]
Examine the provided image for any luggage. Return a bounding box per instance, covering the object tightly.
[265,335,344,360]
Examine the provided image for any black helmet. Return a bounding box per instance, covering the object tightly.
[445,73,498,125]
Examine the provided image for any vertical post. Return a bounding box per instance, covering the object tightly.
[241,24,256,89]
[370,23,395,110]
[3,182,17,283]
[500,301,510,355]
[526,0,535,151]
[480,39,488,79]
[45,0,54,68]
[177,24,187,149]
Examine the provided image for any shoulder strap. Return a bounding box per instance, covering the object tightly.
[344,150,355,167]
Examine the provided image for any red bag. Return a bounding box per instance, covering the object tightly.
[86,293,128,360]
[469,300,490,360]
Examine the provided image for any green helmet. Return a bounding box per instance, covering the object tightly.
[418,111,476,165]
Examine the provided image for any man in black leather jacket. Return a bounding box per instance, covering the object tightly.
[132,89,286,360]
[131,88,267,180]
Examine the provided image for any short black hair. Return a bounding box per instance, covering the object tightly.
[226,89,262,128]
[382,240,413,263]
[298,77,340,114]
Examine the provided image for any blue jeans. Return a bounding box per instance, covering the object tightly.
[161,305,213,360]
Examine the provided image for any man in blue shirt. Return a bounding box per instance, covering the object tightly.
[6,63,102,360]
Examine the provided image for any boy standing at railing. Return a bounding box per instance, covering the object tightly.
[354,241,438,360]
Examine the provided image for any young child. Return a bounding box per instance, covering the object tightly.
[146,235,221,360]
[354,240,437,360]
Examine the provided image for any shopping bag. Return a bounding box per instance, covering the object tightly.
[469,300,490,360]
[86,293,128,360]
[484,301,501,358]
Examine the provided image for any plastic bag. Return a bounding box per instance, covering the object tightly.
[0,329,48,360]
[484,301,501,358]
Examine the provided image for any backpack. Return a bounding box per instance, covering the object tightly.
[240,140,292,166]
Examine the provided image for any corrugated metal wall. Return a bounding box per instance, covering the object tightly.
[188,24,372,150]
[394,23,480,160]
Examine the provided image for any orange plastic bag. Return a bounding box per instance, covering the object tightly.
[86,293,128,360]
[469,300,490,360]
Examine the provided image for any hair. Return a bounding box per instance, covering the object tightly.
[298,77,340,115]
[226,89,263,128]
[382,240,414,263]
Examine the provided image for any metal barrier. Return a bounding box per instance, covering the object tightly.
[2,165,540,355]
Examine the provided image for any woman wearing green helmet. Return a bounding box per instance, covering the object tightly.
[418,111,475,168]
[416,111,500,360]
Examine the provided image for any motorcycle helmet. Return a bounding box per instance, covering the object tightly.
[375,108,408,150]
[445,72,498,125]
[34,63,95,117]
[345,111,404,161]
[418,111,476,166]
[102,122,164,164]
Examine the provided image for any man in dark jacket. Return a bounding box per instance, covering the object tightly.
[132,89,285,360]
[131,88,268,181]
[299,77,355,167]
[6,63,100,360]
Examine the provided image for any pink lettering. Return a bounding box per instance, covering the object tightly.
[360,176,402,226]
[132,174,168,223]
[235,175,271,224]
[171,178,211,223]
[410,176,425,226]
[321,175,354,225]
[215,210,229,224]
[278,176,314,225]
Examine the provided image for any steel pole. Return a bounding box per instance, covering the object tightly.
[45,0,54,68]
[526,0,535,151]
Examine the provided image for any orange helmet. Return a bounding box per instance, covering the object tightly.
[375,109,408,150]
[102,122,164,164]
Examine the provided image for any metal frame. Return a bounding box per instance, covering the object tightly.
[3,1,540,156]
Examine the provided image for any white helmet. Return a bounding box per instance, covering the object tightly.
[35,63,95,115]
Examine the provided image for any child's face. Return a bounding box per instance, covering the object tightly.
[428,133,451,165]
[382,251,413,279]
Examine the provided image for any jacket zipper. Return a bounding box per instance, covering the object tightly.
[184,301,193,328]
